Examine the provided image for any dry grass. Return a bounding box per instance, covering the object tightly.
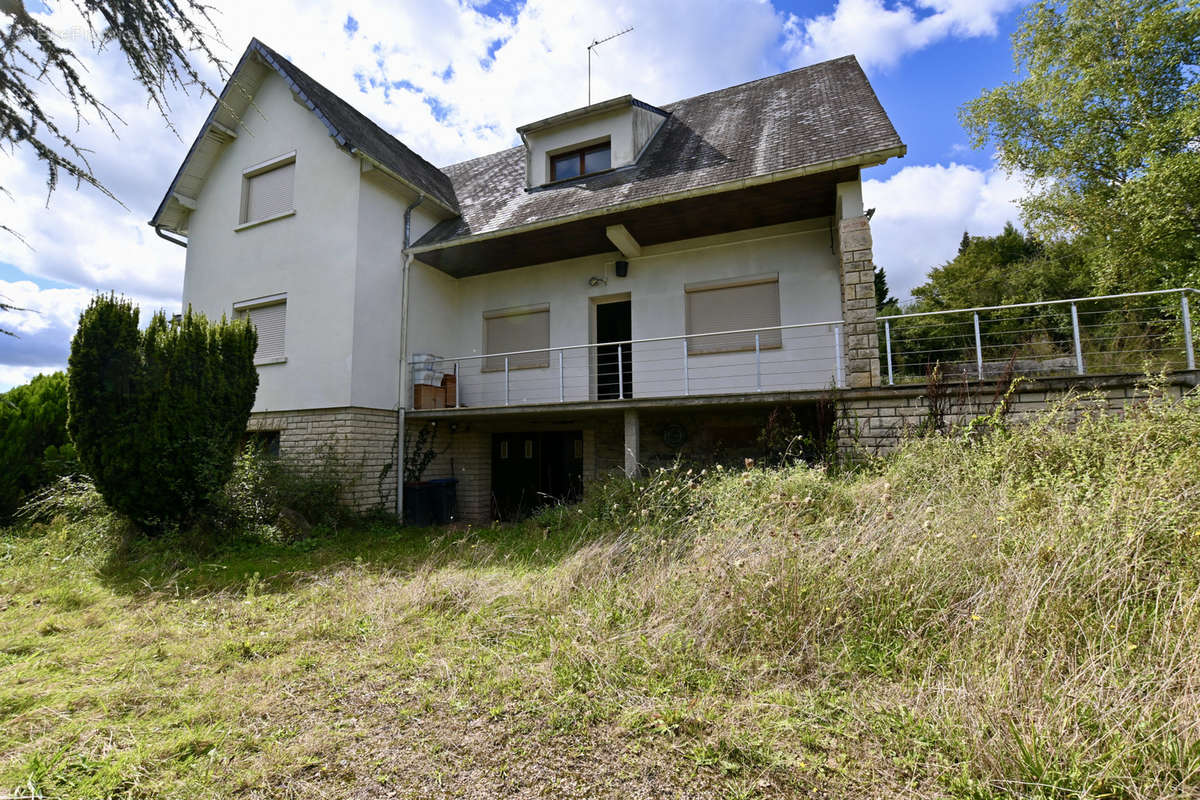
[2,387,1200,798]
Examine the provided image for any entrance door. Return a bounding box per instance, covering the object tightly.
[491,431,584,520]
[596,300,632,400]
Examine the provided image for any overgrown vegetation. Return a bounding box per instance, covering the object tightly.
[2,389,1198,798]
[67,296,258,531]
[0,372,76,522]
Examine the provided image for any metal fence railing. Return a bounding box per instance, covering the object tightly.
[877,288,1198,385]
[407,319,846,410]
[406,288,1198,410]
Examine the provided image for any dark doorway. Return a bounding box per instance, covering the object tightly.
[596,299,632,400]
[491,431,584,520]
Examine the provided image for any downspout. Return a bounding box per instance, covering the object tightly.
[155,225,188,248]
[397,193,426,520]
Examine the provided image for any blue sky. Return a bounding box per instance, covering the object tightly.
[0,0,1031,390]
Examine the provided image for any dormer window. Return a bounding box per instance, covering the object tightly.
[550,142,611,182]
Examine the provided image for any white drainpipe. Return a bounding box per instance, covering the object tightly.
[397,193,425,519]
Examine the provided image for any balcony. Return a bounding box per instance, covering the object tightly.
[408,320,846,411]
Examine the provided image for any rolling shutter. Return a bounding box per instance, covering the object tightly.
[686,277,781,355]
[241,302,286,362]
[484,307,550,370]
[243,161,294,223]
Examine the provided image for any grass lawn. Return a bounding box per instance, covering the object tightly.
[3,389,1200,798]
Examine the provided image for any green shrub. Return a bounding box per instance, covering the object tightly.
[0,372,78,521]
[220,443,348,532]
[66,295,258,531]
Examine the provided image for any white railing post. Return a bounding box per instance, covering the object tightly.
[559,350,565,402]
[617,344,624,400]
[884,319,894,386]
[682,337,689,395]
[833,325,844,388]
[1071,303,1085,375]
[504,356,510,406]
[755,333,761,391]
[973,312,984,380]
[454,361,459,407]
[1183,293,1195,371]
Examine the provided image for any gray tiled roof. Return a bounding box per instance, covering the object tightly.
[414,55,902,250]
[253,40,460,213]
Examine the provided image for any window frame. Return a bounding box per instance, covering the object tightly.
[684,275,782,356]
[548,141,612,182]
[236,151,297,230]
[481,304,551,372]
[234,293,288,366]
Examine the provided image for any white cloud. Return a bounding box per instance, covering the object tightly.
[783,0,1022,70]
[864,162,1026,300]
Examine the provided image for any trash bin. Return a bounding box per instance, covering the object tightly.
[403,478,458,525]
[427,478,458,524]
[403,482,435,526]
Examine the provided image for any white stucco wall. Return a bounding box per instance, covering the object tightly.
[183,71,363,412]
[181,71,458,414]
[349,169,443,410]
[412,219,844,407]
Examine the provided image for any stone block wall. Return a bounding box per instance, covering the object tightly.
[838,216,881,389]
[838,374,1197,457]
[247,407,399,511]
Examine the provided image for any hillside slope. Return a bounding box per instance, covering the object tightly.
[2,388,1199,799]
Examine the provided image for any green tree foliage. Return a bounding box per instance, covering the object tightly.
[890,224,1096,376]
[67,295,258,530]
[0,371,77,521]
[874,266,900,316]
[961,0,1200,292]
[910,222,1093,311]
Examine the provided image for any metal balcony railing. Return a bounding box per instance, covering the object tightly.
[408,319,846,410]
[406,288,1198,410]
[877,287,1198,385]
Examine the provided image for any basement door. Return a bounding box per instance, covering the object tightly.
[491,431,583,520]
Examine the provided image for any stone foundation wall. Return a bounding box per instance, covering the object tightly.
[247,407,398,512]
[838,373,1199,457]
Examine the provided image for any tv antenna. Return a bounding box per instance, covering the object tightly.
[587,26,633,106]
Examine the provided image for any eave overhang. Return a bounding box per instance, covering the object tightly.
[410,146,904,277]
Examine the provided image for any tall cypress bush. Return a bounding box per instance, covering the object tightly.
[0,372,77,521]
[67,295,258,530]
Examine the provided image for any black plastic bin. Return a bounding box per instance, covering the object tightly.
[403,478,458,526]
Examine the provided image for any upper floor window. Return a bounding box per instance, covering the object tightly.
[234,294,287,364]
[685,276,781,355]
[549,142,611,182]
[239,153,295,226]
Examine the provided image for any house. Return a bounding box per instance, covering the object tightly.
[151,38,905,520]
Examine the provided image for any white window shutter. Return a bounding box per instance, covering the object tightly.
[244,302,286,361]
[686,279,781,354]
[243,162,294,223]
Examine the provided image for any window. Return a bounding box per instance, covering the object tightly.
[549,142,611,181]
[483,305,550,371]
[235,295,287,364]
[685,276,781,355]
[240,154,295,225]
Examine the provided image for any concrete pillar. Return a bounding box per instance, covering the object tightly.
[838,215,881,389]
[623,409,640,478]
